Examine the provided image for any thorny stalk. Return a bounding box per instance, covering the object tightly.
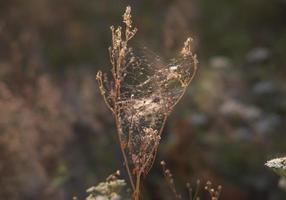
[96,6,197,200]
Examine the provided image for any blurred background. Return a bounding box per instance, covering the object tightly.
[1,0,286,199]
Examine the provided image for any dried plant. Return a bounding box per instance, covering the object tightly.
[204,181,222,200]
[161,161,222,200]
[161,161,184,200]
[96,6,198,200]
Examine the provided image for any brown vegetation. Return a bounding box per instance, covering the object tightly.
[96,6,197,200]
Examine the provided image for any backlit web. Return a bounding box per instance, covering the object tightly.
[110,45,197,174]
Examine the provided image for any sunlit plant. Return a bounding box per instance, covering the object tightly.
[96,6,198,200]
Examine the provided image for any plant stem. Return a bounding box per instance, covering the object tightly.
[114,113,135,190]
[133,173,141,200]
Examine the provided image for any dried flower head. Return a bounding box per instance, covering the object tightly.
[123,6,132,28]
[181,37,193,57]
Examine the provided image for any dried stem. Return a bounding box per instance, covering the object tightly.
[114,115,136,190]
[160,161,182,200]
[204,181,222,200]
[160,161,222,200]
[186,182,193,200]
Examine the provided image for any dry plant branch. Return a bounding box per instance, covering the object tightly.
[96,6,198,200]
[160,161,222,200]
[204,181,222,200]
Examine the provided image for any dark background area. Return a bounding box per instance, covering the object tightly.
[1,0,286,199]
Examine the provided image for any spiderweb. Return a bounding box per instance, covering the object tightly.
[96,6,197,181]
[112,45,197,175]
